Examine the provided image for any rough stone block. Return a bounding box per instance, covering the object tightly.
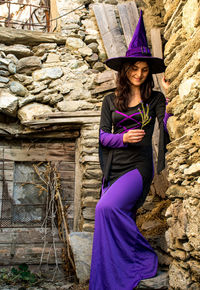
[69,232,93,283]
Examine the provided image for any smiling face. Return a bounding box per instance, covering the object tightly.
[126,61,149,88]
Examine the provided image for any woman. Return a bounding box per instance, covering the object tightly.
[89,11,169,290]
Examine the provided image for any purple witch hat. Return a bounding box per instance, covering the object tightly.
[105,10,165,74]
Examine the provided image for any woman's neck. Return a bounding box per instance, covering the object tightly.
[128,86,142,107]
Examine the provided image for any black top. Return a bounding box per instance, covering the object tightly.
[99,91,169,208]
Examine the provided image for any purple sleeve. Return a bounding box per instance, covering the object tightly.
[163,112,172,132]
[100,129,128,148]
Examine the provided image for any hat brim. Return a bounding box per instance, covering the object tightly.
[105,56,165,74]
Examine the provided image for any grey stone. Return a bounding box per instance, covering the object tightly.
[84,35,98,44]
[93,62,105,72]
[57,100,93,112]
[0,90,18,117]
[32,67,63,81]
[9,81,27,97]
[137,271,169,289]
[6,53,18,64]
[85,53,98,63]
[69,232,93,283]
[17,56,42,74]
[0,76,9,83]
[18,102,53,122]
[18,95,37,108]
[8,62,16,74]
[0,64,8,70]
[0,70,10,76]
[30,84,48,94]
[88,42,98,52]
[0,57,11,66]
[0,44,33,58]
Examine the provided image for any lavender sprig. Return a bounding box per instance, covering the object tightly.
[138,103,151,128]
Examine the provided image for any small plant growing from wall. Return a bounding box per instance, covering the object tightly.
[0,263,41,287]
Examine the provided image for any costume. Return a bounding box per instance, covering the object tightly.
[89,92,168,290]
[89,10,169,290]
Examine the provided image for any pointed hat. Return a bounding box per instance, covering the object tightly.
[105,10,165,74]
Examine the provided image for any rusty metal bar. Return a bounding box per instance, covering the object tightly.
[0,20,47,27]
[0,1,49,9]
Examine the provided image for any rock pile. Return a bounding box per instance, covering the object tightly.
[163,0,200,289]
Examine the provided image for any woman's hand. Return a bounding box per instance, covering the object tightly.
[123,129,145,144]
[162,76,170,91]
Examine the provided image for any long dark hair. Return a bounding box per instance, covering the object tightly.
[114,61,154,111]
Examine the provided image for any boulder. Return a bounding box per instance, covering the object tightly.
[0,90,18,117]
[57,100,93,112]
[69,232,93,283]
[0,76,9,83]
[32,67,63,81]
[18,102,53,122]
[9,81,27,97]
[66,37,85,49]
[137,271,169,289]
[17,56,42,75]
[0,44,33,58]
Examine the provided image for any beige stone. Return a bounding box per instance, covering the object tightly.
[169,261,192,290]
[184,163,200,176]
[192,103,200,123]
[18,102,53,122]
[66,37,85,49]
[32,67,63,81]
[182,0,199,37]
[179,77,198,102]
[56,100,93,112]
[78,46,93,57]
[45,53,60,63]
[167,116,185,140]
[165,29,200,82]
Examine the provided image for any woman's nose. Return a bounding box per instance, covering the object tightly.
[136,70,142,77]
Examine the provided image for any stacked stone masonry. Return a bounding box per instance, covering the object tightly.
[0,0,199,288]
[163,0,200,289]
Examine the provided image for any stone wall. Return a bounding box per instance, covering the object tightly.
[163,0,200,289]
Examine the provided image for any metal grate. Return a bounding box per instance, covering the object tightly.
[0,0,50,31]
[0,161,74,230]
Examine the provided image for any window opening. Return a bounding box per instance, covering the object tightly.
[0,0,50,31]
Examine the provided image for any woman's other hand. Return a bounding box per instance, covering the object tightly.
[162,76,170,104]
[123,129,145,144]
[162,76,170,91]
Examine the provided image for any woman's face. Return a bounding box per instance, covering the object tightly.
[126,61,149,87]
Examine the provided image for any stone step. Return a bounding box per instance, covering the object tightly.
[136,271,169,289]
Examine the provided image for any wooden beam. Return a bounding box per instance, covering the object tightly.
[0,27,66,45]
[22,116,101,129]
[3,148,75,162]
[33,110,101,120]
[93,4,126,58]
[151,28,164,93]
[117,1,139,47]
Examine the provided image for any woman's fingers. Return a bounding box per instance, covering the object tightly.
[123,129,145,143]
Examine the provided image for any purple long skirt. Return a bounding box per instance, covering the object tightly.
[89,169,158,290]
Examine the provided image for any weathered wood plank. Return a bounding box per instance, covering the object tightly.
[93,4,126,58]
[4,148,75,162]
[92,80,116,94]
[26,131,80,139]
[151,28,164,93]
[0,27,66,45]
[22,117,101,128]
[0,228,61,244]
[0,244,63,265]
[33,110,101,120]
[118,1,139,46]
[57,161,75,172]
